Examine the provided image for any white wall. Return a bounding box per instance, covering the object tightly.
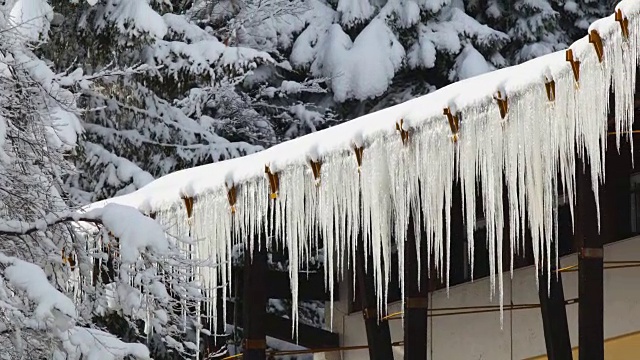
[324,236,640,360]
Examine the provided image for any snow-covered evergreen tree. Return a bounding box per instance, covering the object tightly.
[38,0,266,202]
[555,0,612,39]
[508,0,567,62]
[470,0,568,63]
[220,0,510,117]
[35,0,336,202]
[468,0,618,65]
[185,0,339,140]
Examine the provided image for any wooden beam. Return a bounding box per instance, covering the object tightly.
[242,231,268,360]
[538,252,572,360]
[226,301,339,349]
[201,288,230,358]
[602,137,633,242]
[232,268,338,301]
[570,135,631,360]
[355,234,394,360]
[575,161,604,360]
[404,211,429,360]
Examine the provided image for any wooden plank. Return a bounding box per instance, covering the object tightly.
[355,234,394,360]
[232,268,338,301]
[450,183,468,285]
[404,211,429,360]
[538,250,572,360]
[201,288,230,358]
[602,137,632,242]
[575,160,603,360]
[571,135,633,360]
[242,231,268,360]
[227,301,339,349]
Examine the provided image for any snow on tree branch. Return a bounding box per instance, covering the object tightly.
[0,204,167,264]
[0,254,77,322]
[0,253,151,360]
[0,213,101,237]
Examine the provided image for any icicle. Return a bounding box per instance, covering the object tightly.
[610,8,638,164]
[315,152,361,329]
[456,108,478,282]
[575,44,611,233]
[276,165,306,340]
[503,99,519,280]
[443,130,455,296]
[415,115,454,290]
[185,197,196,338]
[553,188,559,289]
[388,122,419,321]
[359,140,394,318]
[191,189,232,339]
[463,101,505,319]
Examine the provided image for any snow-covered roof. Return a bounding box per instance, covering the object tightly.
[89,0,640,329]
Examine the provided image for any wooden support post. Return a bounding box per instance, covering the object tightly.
[227,300,339,349]
[201,287,229,358]
[575,161,604,360]
[538,249,572,360]
[214,287,228,355]
[355,235,394,360]
[404,211,428,360]
[232,268,337,301]
[242,231,268,360]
